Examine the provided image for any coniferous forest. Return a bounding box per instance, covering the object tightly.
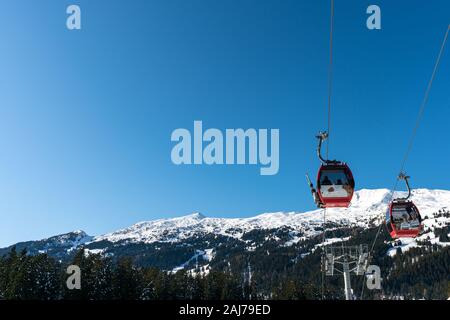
[1,223,449,300]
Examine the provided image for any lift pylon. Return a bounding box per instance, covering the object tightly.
[322,244,368,300]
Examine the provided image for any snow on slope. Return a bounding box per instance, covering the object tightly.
[172,248,215,273]
[92,189,450,245]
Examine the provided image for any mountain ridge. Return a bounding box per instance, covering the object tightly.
[1,188,449,269]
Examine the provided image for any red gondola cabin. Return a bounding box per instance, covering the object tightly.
[386,200,422,238]
[316,163,355,208]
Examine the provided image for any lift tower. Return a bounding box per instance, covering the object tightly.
[322,244,368,300]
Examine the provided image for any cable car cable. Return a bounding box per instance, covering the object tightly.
[321,0,335,300]
[398,25,449,176]
[321,208,326,299]
[326,0,335,160]
[359,25,449,300]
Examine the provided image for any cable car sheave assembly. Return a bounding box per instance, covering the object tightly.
[386,173,423,239]
[306,132,355,208]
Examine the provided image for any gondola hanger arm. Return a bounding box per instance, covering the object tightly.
[397,172,412,200]
[316,131,339,165]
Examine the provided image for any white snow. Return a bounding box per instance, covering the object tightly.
[203,248,214,261]
[171,249,215,273]
[91,189,450,249]
[316,237,351,248]
[52,188,446,262]
[65,231,94,253]
[387,238,418,257]
[9,188,445,268]
[84,248,106,256]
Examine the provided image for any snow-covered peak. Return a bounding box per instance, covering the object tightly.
[45,230,91,243]
[91,189,450,245]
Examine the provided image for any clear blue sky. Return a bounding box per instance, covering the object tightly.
[0,0,449,246]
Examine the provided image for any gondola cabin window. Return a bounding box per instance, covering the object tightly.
[319,169,353,198]
[391,204,421,231]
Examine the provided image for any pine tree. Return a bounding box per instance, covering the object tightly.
[112,257,143,299]
[64,249,114,300]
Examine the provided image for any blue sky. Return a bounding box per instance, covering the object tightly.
[0,0,449,246]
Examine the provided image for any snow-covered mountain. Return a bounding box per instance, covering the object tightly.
[1,189,449,268]
[91,188,450,245]
[0,230,93,260]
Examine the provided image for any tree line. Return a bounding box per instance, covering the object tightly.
[0,247,320,300]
